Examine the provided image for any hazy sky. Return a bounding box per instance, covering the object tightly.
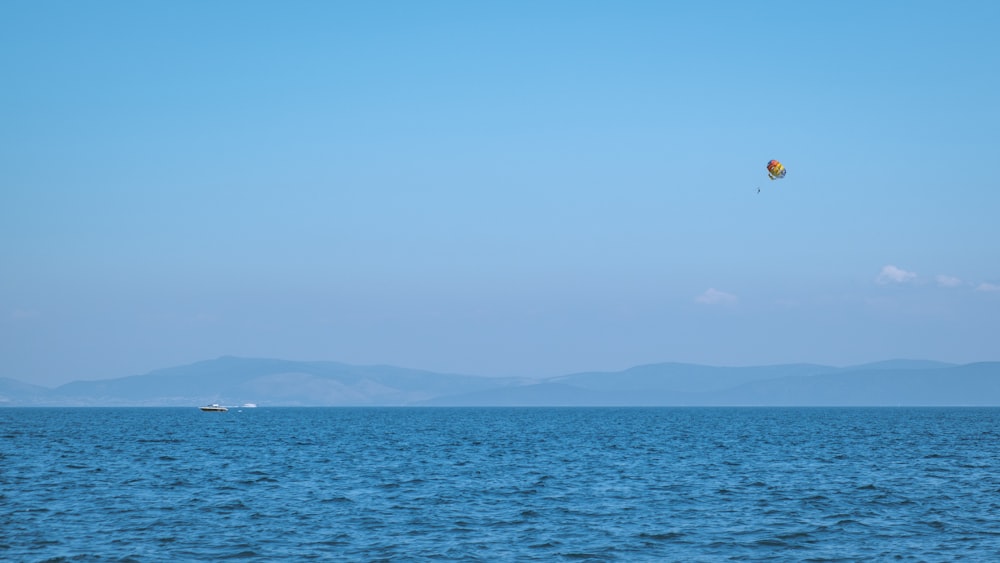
[4,1,999,387]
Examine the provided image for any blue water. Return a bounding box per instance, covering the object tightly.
[2,408,999,561]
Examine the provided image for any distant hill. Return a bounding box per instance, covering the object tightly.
[14,356,531,407]
[0,378,53,405]
[707,362,1000,406]
[1,357,998,407]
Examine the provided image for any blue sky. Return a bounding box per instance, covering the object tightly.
[3,1,999,386]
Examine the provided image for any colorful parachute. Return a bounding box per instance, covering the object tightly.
[766,159,786,180]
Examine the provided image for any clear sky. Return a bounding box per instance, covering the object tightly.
[3,1,999,387]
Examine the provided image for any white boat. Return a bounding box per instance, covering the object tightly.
[199,404,228,412]
[241,403,257,408]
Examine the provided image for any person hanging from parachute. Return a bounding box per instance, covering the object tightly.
[757,159,786,193]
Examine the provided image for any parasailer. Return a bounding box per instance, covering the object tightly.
[766,159,786,180]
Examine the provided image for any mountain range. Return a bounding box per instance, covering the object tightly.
[3,356,999,407]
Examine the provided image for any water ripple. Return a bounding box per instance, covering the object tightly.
[2,407,1000,560]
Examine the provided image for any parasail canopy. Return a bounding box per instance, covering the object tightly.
[766,159,786,180]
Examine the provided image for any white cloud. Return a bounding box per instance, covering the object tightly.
[876,265,917,285]
[696,288,737,305]
[976,282,1000,292]
[936,274,963,288]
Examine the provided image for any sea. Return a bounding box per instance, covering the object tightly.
[2,407,999,562]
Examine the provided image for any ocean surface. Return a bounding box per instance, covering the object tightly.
[2,408,999,561]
